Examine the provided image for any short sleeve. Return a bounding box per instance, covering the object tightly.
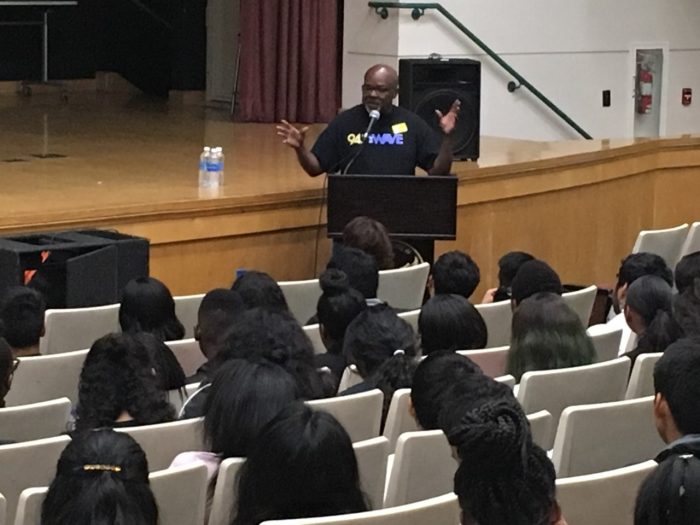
[311,121,342,173]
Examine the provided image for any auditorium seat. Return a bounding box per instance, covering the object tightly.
[679,221,700,258]
[457,346,509,378]
[586,325,623,363]
[494,374,516,389]
[625,352,663,400]
[353,437,391,510]
[0,398,71,443]
[556,460,657,525]
[40,303,119,354]
[382,389,419,452]
[377,263,430,310]
[173,293,205,339]
[13,486,47,525]
[632,223,689,268]
[208,457,246,525]
[306,390,383,443]
[474,300,512,348]
[303,323,326,355]
[337,365,363,393]
[166,338,206,377]
[551,397,664,477]
[278,278,322,325]
[150,462,208,525]
[526,410,553,451]
[516,357,631,449]
[562,285,597,327]
[396,309,419,332]
[5,350,88,406]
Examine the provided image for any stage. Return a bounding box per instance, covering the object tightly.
[1,91,699,295]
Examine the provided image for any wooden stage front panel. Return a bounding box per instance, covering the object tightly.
[1,93,699,296]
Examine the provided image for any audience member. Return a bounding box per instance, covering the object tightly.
[341,304,418,426]
[42,429,158,525]
[342,216,395,270]
[190,288,246,383]
[232,403,368,525]
[0,337,16,409]
[315,269,367,386]
[327,246,380,304]
[673,279,700,337]
[119,277,185,342]
[482,251,535,303]
[507,292,595,381]
[624,275,682,363]
[74,333,174,431]
[231,270,290,314]
[608,253,673,354]
[0,285,45,357]
[418,294,487,355]
[674,251,700,294]
[440,400,567,525]
[133,332,186,391]
[510,259,562,308]
[431,250,480,300]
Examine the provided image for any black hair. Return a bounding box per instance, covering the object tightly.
[432,250,481,299]
[231,271,290,314]
[342,216,395,270]
[342,304,418,425]
[75,333,175,431]
[654,338,700,435]
[232,403,368,525]
[0,337,13,408]
[317,269,367,351]
[635,454,700,525]
[673,280,700,337]
[217,308,326,399]
[410,351,483,430]
[204,358,299,459]
[675,252,700,294]
[493,251,535,302]
[510,260,562,305]
[196,288,246,360]
[0,285,46,349]
[626,275,682,358]
[119,277,185,342]
[441,400,557,525]
[41,429,158,525]
[132,332,186,391]
[508,292,595,381]
[327,246,379,300]
[617,252,673,290]
[418,294,487,355]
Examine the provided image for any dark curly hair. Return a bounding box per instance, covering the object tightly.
[74,333,175,431]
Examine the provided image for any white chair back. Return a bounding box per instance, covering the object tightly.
[587,325,623,363]
[116,418,205,471]
[552,397,665,477]
[40,303,119,354]
[166,338,206,377]
[382,389,419,452]
[173,293,205,338]
[556,461,657,525]
[516,357,631,449]
[303,324,327,355]
[13,486,47,525]
[383,430,456,508]
[377,263,430,310]
[0,435,71,525]
[396,309,419,332]
[474,300,512,348]
[353,437,390,510]
[680,221,700,258]
[336,365,364,394]
[526,410,553,450]
[307,390,383,443]
[457,346,509,378]
[494,374,516,389]
[626,352,663,400]
[5,350,88,406]
[632,223,689,268]
[278,279,322,325]
[150,462,208,525]
[0,493,6,525]
[208,457,246,525]
[562,285,597,327]
[0,398,71,443]
[260,493,459,525]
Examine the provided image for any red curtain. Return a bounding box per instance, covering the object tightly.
[236,0,341,123]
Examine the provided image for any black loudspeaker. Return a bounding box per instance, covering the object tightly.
[399,58,481,161]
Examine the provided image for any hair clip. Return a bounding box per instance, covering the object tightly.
[393,349,405,356]
[83,464,122,473]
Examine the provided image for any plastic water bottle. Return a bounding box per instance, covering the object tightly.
[206,147,224,187]
[198,146,211,188]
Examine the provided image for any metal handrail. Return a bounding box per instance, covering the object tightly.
[367,1,592,139]
[126,0,173,29]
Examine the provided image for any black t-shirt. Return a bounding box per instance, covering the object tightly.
[311,105,441,175]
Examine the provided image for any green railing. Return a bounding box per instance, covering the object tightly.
[368,1,592,139]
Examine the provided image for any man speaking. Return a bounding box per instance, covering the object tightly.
[277,64,460,176]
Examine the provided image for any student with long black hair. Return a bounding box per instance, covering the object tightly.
[418,294,487,355]
[119,277,185,342]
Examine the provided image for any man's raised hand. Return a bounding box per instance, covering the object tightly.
[435,99,461,136]
[276,120,309,149]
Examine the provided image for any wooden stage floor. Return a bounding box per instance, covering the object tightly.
[1,92,699,294]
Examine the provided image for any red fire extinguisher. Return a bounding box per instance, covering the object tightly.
[637,66,653,114]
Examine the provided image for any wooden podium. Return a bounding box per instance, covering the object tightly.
[327,174,457,265]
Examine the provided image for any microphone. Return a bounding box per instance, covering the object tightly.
[362,109,381,142]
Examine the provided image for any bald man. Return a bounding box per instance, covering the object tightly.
[277,64,460,176]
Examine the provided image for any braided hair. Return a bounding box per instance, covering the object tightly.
[440,400,557,525]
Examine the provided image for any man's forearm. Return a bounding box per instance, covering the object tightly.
[429,136,454,176]
[295,147,324,177]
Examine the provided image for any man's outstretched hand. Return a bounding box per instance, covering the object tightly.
[276,120,309,149]
[435,99,461,136]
